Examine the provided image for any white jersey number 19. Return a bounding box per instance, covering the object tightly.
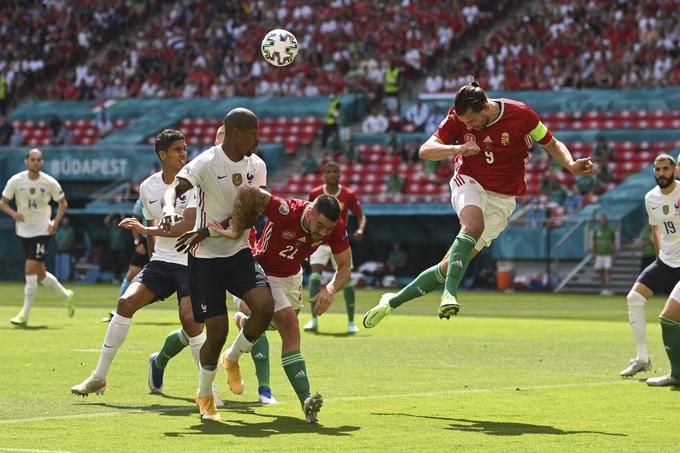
[664,221,676,235]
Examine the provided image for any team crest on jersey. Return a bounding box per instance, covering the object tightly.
[232,174,243,186]
[30,188,35,195]
[282,230,295,240]
[463,133,476,143]
[501,132,510,145]
[247,171,254,184]
[664,205,670,215]
[279,201,290,215]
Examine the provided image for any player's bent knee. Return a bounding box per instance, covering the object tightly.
[117,295,144,316]
[627,290,646,308]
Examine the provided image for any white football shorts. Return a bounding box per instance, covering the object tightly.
[449,174,516,251]
[235,270,303,313]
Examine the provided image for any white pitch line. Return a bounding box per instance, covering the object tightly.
[0,380,637,426]
[0,448,76,453]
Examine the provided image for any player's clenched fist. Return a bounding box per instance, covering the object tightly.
[458,141,480,157]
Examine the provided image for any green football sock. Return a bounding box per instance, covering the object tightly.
[309,272,321,321]
[660,316,680,379]
[444,232,477,295]
[282,351,310,407]
[155,329,189,369]
[251,332,270,388]
[388,264,445,309]
[343,285,355,322]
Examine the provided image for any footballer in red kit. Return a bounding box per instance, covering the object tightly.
[436,98,553,197]
[206,184,352,424]
[256,196,350,278]
[364,80,594,329]
[306,161,367,333]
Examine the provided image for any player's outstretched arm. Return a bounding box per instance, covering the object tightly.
[120,207,197,239]
[312,248,352,316]
[419,135,479,161]
[543,137,594,176]
[160,177,193,231]
[208,185,270,239]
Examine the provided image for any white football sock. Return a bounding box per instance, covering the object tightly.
[627,290,649,362]
[40,272,69,298]
[21,274,38,318]
[188,331,206,369]
[93,313,132,380]
[226,329,255,362]
[198,366,217,398]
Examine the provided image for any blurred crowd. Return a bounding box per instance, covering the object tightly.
[429,0,680,92]
[38,0,514,101]
[0,0,154,112]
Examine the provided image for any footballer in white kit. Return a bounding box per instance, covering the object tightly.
[71,129,212,401]
[620,154,680,377]
[161,108,276,422]
[0,148,74,326]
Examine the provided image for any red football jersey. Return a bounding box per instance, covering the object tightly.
[435,98,553,196]
[255,195,350,277]
[309,184,362,224]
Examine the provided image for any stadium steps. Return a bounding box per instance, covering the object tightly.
[557,243,642,295]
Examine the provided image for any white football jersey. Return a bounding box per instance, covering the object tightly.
[2,170,64,238]
[176,145,266,258]
[645,182,680,267]
[139,171,196,266]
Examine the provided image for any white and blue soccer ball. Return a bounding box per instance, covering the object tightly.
[261,29,298,67]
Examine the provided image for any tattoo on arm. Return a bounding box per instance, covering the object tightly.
[231,186,271,231]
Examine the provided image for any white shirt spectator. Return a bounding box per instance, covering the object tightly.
[404,101,429,130]
[362,112,389,134]
[424,74,443,93]
[96,109,113,136]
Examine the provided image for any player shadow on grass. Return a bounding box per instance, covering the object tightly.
[74,399,263,418]
[164,407,360,438]
[373,414,626,437]
[1,324,51,330]
[134,321,185,327]
[307,332,357,338]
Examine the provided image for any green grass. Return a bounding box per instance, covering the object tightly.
[0,282,678,452]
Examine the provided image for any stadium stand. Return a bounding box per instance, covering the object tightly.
[11,118,127,146]
[436,0,680,91]
[170,116,324,152]
[42,0,518,100]
[1,1,156,109]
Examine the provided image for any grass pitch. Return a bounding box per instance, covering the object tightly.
[0,282,678,452]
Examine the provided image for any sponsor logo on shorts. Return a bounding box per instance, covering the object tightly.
[201,303,207,313]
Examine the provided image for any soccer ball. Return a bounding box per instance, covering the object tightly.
[261,29,298,67]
